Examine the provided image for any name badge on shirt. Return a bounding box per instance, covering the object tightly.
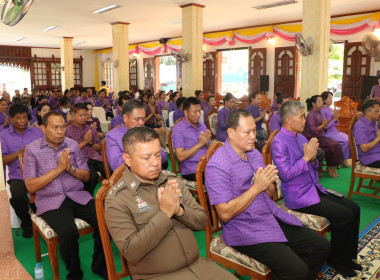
[136,196,152,213]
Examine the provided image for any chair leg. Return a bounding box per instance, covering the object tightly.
[33,224,42,262]
[357,178,364,193]
[47,240,60,280]
[347,175,356,199]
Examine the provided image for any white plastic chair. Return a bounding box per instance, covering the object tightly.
[169,111,175,127]
[199,110,204,124]
[113,109,118,116]
[162,110,169,128]
[92,107,110,133]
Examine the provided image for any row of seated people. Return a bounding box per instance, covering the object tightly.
[3,95,379,279]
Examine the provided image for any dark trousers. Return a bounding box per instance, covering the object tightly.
[233,220,330,280]
[86,159,106,195]
[297,192,360,267]
[8,179,32,229]
[40,198,106,280]
[316,148,325,172]
[367,159,380,168]
[181,173,196,181]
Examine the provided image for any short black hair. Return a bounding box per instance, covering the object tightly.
[169,91,179,101]
[123,99,145,115]
[38,95,48,102]
[12,97,21,103]
[122,126,159,154]
[176,97,186,108]
[223,92,234,102]
[0,98,7,103]
[37,103,52,125]
[147,93,155,100]
[71,103,88,113]
[305,95,321,111]
[248,92,261,102]
[183,97,201,112]
[275,92,282,98]
[194,90,203,97]
[159,91,165,98]
[226,109,251,130]
[118,94,131,106]
[101,81,106,86]
[362,99,380,114]
[41,111,64,127]
[277,95,290,105]
[59,97,71,107]
[70,87,75,91]
[321,91,333,103]
[9,103,28,118]
[206,95,215,102]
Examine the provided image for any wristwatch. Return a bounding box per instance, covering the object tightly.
[70,166,77,174]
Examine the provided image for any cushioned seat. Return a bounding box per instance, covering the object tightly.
[354,162,380,176]
[210,234,271,276]
[178,176,197,191]
[31,213,91,239]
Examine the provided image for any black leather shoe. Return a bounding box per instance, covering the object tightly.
[92,268,108,280]
[351,261,363,271]
[22,227,33,239]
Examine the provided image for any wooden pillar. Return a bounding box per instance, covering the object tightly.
[112,22,130,94]
[180,3,205,97]
[60,37,74,91]
[300,0,331,103]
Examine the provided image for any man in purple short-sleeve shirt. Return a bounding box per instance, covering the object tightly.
[23,111,107,279]
[172,97,211,181]
[66,103,105,195]
[75,90,94,105]
[205,109,330,280]
[106,100,167,172]
[1,103,43,238]
[48,90,61,111]
[354,99,380,168]
[370,76,380,100]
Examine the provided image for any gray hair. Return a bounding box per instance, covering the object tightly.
[280,100,305,124]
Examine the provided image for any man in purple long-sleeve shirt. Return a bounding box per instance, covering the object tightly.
[23,111,107,279]
[1,103,43,238]
[271,100,361,277]
[206,109,330,280]
[106,100,167,172]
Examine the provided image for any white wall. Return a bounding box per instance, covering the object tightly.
[31,48,95,87]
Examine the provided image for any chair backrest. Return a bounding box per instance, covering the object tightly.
[348,115,360,170]
[162,110,169,128]
[95,164,129,280]
[261,94,272,113]
[18,152,36,203]
[167,118,183,175]
[266,113,273,133]
[101,139,111,180]
[113,109,117,117]
[333,96,358,133]
[237,95,250,109]
[168,111,175,127]
[92,106,107,122]
[199,109,204,124]
[206,108,218,139]
[195,141,224,258]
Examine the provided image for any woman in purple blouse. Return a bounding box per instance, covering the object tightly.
[145,93,166,148]
[321,91,351,167]
[95,90,113,118]
[156,90,168,118]
[0,98,10,131]
[195,90,207,110]
[86,103,104,138]
[215,93,236,142]
[304,95,342,177]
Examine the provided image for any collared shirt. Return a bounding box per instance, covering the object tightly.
[304,109,324,138]
[215,107,232,142]
[271,127,326,209]
[75,97,94,105]
[270,99,278,113]
[23,136,92,215]
[156,100,168,117]
[205,140,302,247]
[173,108,184,124]
[110,114,123,130]
[1,125,43,180]
[172,118,208,175]
[105,168,207,279]
[105,124,167,171]
[168,101,177,114]
[354,116,380,165]
[145,104,160,125]
[200,100,207,110]
[203,105,213,124]
[95,98,111,113]
[65,124,102,162]
[269,111,281,133]
[48,97,61,110]
[69,96,77,105]
[320,106,339,135]
[99,86,110,96]
[245,104,265,130]
[370,85,380,98]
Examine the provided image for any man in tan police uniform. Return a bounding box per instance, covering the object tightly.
[104,126,236,280]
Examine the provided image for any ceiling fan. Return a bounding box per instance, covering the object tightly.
[1,0,34,26]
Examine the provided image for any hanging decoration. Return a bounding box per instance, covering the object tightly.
[234,26,273,44]
[203,31,234,46]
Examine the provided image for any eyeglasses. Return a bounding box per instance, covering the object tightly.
[369,109,380,113]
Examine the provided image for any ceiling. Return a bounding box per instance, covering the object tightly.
[0,0,379,50]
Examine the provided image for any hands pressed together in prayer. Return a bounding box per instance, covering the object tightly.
[253,165,279,193]
[303,137,319,162]
[158,179,184,218]
[57,149,72,173]
[83,130,93,144]
[321,118,330,129]
[333,110,340,122]
[198,130,212,146]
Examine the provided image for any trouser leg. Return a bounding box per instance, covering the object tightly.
[9,179,31,229]
[85,159,105,195]
[316,148,325,172]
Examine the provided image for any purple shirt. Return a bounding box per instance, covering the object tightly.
[110,114,123,130]
[200,100,207,110]
[270,99,278,113]
[168,101,177,114]
[65,124,102,162]
[48,97,61,111]
[95,98,111,113]
[156,100,168,117]
[86,117,102,133]
[106,124,167,171]
[145,104,160,125]
[69,96,77,105]
[303,109,324,138]
[245,104,265,130]
[1,125,43,180]
[215,107,232,142]
[23,136,93,216]
[172,118,208,175]
[0,111,9,131]
[205,140,302,246]
[271,127,326,210]
[173,108,184,124]
[269,111,282,133]
[320,106,339,134]
[32,107,38,118]
[203,105,213,124]
[354,116,380,165]
[75,97,94,105]
[370,85,380,98]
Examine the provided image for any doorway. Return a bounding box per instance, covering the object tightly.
[0,65,31,97]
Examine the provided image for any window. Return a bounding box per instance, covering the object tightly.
[74,61,82,87]
[33,62,47,87]
[103,61,114,92]
[130,59,138,92]
[51,63,61,87]
[221,49,248,98]
[159,56,176,92]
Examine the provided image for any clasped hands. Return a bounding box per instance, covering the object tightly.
[198,130,212,146]
[158,180,183,218]
[57,149,73,173]
[303,137,319,162]
[252,165,279,193]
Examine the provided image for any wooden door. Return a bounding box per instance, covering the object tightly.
[248,48,266,93]
[274,46,298,98]
[176,60,182,91]
[342,42,371,110]
[129,59,138,93]
[203,52,217,94]
[143,57,155,92]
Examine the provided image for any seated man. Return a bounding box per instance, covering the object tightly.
[203,95,216,124]
[105,127,236,280]
[75,90,94,104]
[1,103,43,238]
[48,90,61,111]
[245,92,267,152]
[269,95,290,133]
[57,97,72,123]
[23,111,107,279]
[66,103,105,195]
[106,100,168,172]
[370,75,380,101]
[271,100,361,277]
[172,97,211,181]
[206,109,330,280]
[110,94,131,130]
[354,99,380,168]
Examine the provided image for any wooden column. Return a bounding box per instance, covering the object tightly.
[60,37,74,91]
[112,22,130,94]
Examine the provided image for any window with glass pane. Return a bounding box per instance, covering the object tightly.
[33,62,47,87]
[103,61,113,90]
